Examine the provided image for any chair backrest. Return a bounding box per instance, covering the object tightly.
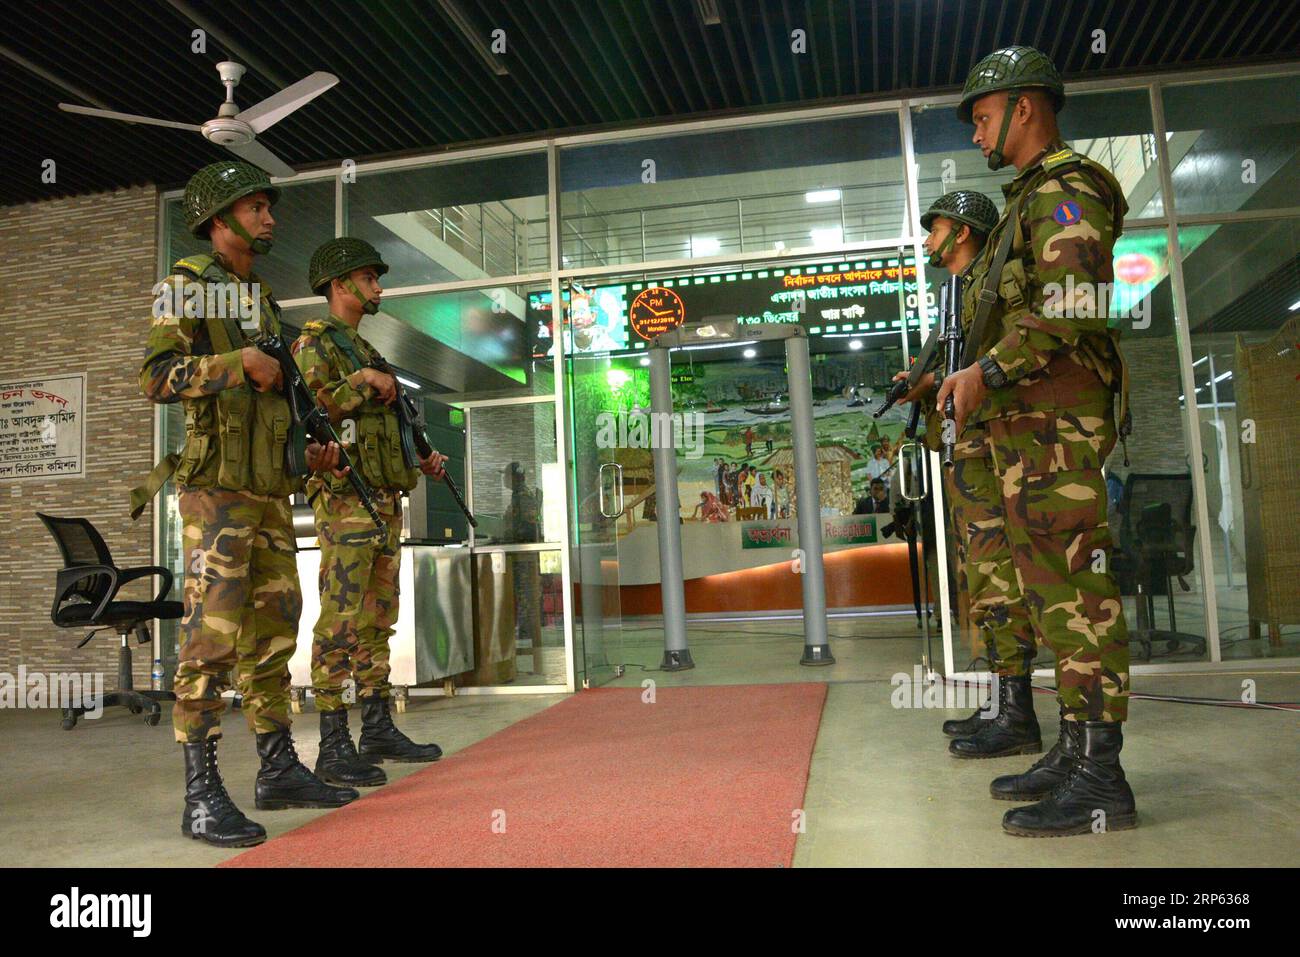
[1118,474,1195,568]
[36,513,116,605]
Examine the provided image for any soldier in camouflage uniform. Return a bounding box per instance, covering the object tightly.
[135,161,360,848]
[293,237,447,787]
[934,46,1137,836]
[892,191,1043,754]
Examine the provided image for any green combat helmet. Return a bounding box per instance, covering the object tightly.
[921,190,1000,266]
[183,160,280,253]
[309,237,389,315]
[958,45,1065,171]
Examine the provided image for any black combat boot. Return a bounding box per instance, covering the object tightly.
[948,675,1041,758]
[358,695,443,763]
[254,729,360,810]
[944,637,1000,737]
[941,706,988,738]
[316,710,387,788]
[1002,721,1137,837]
[989,713,1080,800]
[181,738,266,848]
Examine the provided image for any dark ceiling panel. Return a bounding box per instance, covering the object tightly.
[3,0,1297,206]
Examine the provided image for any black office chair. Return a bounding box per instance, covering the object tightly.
[1112,474,1205,660]
[37,512,181,729]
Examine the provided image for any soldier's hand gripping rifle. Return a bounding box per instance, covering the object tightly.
[873,310,946,419]
[371,358,478,529]
[255,334,388,535]
[936,274,964,468]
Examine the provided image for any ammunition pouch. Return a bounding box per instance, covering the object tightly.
[329,409,419,494]
[321,327,420,494]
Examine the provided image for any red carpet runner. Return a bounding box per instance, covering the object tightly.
[222,682,827,868]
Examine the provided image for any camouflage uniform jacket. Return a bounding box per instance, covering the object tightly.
[292,314,419,495]
[964,138,1131,428]
[137,251,299,499]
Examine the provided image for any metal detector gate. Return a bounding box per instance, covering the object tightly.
[648,319,832,669]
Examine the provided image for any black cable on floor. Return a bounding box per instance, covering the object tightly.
[1032,684,1298,712]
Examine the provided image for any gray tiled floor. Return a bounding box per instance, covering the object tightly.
[1,615,1295,866]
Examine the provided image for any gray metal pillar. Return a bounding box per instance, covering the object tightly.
[649,345,693,670]
[786,333,833,665]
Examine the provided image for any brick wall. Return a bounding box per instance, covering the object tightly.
[0,186,159,684]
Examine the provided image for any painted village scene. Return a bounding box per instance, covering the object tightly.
[571,347,918,535]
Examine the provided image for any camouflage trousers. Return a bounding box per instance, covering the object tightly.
[310,486,402,712]
[173,488,301,743]
[943,426,1038,678]
[982,397,1130,722]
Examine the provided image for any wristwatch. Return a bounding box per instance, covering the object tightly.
[978,354,1008,389]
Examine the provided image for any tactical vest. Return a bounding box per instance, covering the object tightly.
[962,145,1131,432]
[303,317,420,494]
[130,254,298,518]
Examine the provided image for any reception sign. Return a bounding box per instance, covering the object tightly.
[741,522,794,549]
[823,515,878,545]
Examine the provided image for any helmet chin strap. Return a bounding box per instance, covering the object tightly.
[221,213,273,255]
[927,227,959,268]
[986,89,1021,171]
[343,276,379,315]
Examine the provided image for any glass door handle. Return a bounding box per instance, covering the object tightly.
[898,442,928,502]
[598,462,618,518]
[612,463,625,516]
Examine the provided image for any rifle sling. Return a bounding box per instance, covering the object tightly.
[959,196,1020,369]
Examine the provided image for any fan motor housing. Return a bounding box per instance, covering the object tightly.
[202,118,254,147]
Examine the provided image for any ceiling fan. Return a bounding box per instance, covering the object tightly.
[57,60,337,178]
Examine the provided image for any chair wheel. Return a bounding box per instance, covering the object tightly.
[61,716,77,731]
[145,712,160,726]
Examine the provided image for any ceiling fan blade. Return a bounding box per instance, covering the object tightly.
[58,102,202,132]
[224,139,297,178]
[235,72,339,134]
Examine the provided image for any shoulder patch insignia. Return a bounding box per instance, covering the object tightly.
[1052,200,1082,225]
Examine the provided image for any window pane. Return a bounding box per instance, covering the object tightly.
[1180,218,1300,659]
[1106,228,1211,662]
[346,153,549,285]
[1163,74,1300,216]
[379,284,553,399]
[912,88,1163,222]
[468,403,561,546]
[165,181,335,302]
[560,112,905,268]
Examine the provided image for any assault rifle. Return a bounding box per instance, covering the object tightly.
[873,316,945,419]
[371,358,478,529]
[936,275,964,468]
[255,334,387,534]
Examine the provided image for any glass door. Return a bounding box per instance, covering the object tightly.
[562,289,626,687]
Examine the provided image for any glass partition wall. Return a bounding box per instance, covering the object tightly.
[154,64,1300,697]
